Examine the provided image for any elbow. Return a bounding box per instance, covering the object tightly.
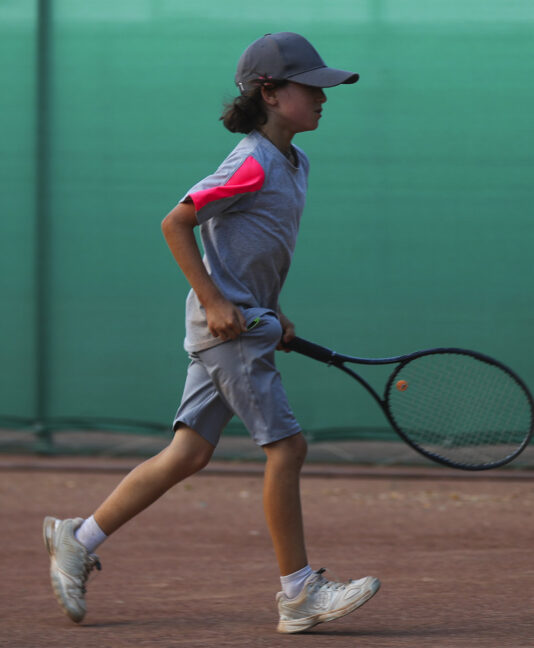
[161,211,173,236]
[161,208,181,240]
[162,200,197,237]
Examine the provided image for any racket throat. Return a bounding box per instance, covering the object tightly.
[340,365,384,410]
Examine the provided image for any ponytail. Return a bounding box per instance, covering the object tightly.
[220,81,287,134]
[220,87,266,134]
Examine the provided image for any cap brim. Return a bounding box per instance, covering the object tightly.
[287,66,359,87]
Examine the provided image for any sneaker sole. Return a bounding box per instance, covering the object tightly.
[277,576,380,634]
[43,516,57,557]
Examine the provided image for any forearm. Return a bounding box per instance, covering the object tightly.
[161,203,223,309]
[161,201,246,340]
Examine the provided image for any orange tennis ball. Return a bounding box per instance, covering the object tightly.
[396,380,408,392]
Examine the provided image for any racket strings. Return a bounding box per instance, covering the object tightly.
[415,361,527,447]
[387,353,532,467]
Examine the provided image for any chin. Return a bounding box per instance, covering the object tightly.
[297,123,320,134]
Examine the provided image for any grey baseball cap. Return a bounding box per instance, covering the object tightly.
[235,32,359,94]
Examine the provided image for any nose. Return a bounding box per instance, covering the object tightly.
[318,89,327,103]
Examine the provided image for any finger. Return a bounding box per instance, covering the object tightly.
[209,325,230,342]
[283,329,295,343]
[225,319,243,340]
[277,335,292,352]
[208,325,219,339]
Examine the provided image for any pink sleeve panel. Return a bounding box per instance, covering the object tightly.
[189,156,265,212]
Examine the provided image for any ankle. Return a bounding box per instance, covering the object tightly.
[74,515,108,553]
[280,565,313,598]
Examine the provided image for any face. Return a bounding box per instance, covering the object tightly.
[265,82,327,134]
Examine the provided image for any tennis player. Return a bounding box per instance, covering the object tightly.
[43,32,380,633]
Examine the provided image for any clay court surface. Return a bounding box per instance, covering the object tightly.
[1,455,533,648]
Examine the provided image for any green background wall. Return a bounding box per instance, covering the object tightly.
[1,0,533,440]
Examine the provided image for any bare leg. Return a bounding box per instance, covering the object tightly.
[93,426,214,535]
[263,433,308,576]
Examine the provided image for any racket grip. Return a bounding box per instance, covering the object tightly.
[284,336,335,364]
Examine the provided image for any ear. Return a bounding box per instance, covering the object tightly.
[260,84,280,107]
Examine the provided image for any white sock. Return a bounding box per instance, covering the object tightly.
[280,565,313,599]
[74,515,108,553]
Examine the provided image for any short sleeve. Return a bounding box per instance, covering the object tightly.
[182,155,265,224]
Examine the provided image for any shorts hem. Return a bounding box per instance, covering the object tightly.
[172,417,220,448]
[256,426,302,447]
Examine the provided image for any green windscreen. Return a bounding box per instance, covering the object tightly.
[0,0,36,423]
[1,0,533,448]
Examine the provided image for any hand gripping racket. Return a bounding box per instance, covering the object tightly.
[286,337,533,470]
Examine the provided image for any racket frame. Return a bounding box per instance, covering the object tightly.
[286,336,534,470]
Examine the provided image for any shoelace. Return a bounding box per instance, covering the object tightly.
[80,554,102,594]
[309,568,345,593]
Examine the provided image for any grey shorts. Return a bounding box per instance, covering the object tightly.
[173,308,301,447]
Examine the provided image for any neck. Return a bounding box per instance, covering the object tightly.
[258,123,294,160]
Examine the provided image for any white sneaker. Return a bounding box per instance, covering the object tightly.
[276,568,380,633]
[43,516,101,623]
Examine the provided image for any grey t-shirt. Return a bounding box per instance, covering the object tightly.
[180,130,309,352]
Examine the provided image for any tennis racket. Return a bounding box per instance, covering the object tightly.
[285,336,533,470]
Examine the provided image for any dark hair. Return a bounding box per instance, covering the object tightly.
[220,82,287,134]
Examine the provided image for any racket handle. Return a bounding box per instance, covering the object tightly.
[284,336,335,364]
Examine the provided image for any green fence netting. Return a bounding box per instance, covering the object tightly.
[1,0,533,458]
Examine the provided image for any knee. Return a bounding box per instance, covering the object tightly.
[163,427,215,480]
[189,445,214,473]
[290,433,308,468]
[265,433,308,471]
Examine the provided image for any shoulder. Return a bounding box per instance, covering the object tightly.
[215,133,266,191]
[209,132,266,184]
[224,131,264,163]
[186,134,266,213]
